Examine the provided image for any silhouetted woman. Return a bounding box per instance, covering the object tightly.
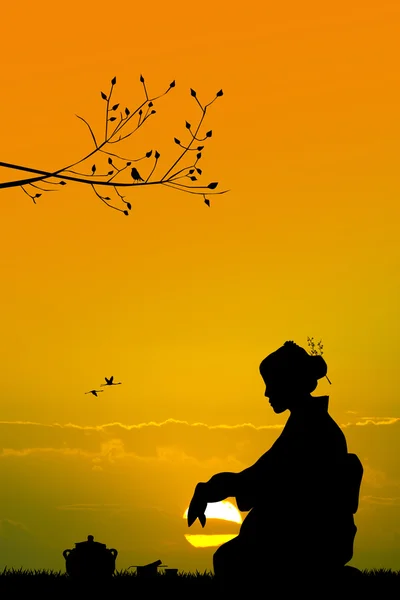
[187,341,363,592]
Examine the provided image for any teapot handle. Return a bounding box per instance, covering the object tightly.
[109,548,118,558]
[63,549,72,559]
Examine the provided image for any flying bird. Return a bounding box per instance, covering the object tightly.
[100,376,122,386]
[85,389,104,397]
[131,167,144,182]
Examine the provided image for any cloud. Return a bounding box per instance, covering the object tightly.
[0,519,30,537]
[362,496,400,506]
[0,418,285,466]
[1,417,400,476]
[354,417,400,426]
[57,504,122,511]
[1,416,400,503]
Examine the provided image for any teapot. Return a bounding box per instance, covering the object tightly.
[63,534,118,578]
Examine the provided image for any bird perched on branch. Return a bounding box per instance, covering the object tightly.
[100,375,122,386]
[131,167,144,182]
[85,389,104,397]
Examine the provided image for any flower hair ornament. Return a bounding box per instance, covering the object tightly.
[306,336,332,384]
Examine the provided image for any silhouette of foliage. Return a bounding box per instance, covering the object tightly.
[0,76,229,215]
[307,336,332,384]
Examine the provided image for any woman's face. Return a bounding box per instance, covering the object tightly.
[261,369,298,413]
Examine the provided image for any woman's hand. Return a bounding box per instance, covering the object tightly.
[187,482,207,528]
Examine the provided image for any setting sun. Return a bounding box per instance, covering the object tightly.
[183,501,242,548]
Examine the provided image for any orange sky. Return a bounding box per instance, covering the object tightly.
[0,0,399,574]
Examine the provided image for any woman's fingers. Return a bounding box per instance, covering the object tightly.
[188,508,206,528]
[187,483,207,527]
[187,499,199,527]
[187,498,207,527]
[187,505,197,527]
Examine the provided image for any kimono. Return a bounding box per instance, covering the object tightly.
[215,396,362,575]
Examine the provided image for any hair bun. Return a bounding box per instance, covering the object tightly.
[310,354,328,380]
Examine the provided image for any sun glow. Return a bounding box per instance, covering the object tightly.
[183,500,242,548]
[183,500,242,524]
[185,534,238,548]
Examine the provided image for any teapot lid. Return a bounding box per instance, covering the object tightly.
[75,535,106,549]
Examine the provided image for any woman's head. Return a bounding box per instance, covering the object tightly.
[259,340,328,413]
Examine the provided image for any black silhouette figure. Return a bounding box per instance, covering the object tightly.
[85,389,104,397]
[187,341,364,594]
[100,375,122,386]
[131,167,144,182]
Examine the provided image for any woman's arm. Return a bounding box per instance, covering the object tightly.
[203,472,240,502]
[188,445,282,526]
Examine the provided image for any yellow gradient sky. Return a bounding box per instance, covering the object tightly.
[0,0,399,574]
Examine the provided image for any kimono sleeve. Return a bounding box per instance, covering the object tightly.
[234,445,283,512]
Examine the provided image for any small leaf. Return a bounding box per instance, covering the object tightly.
[206,130,212,138]
[125,107,130,116]
[148,101,153,107]
[155,151,160,159]
[126,161,132,166]
[169,80,176,88]
[127,202,132,210]
[185,121,191,129]
[196,168,202,175]
[59,181,67,185]
[34,193,42,198]
[109,116,117,121]
[197,146,204,151]
[145,150,153,158]
[140,74,145,83]
[151,109,156,114]
[204,199,210,206]
[111,76,117,85]
[107,170,114,175]
[197,153,202,160]
[101,91,107,100]
[190,176,197,181]
[207,182,218,189]
[111,103,119,111]
[174,138,181,145]
[139,109,143,115]
[124,210,129,216]
[216,89,223,97]
[92,164,96,173]
[189,169,195,174]
[103,196,111,200]
[190,88,197,97]
[108,157,113,165]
